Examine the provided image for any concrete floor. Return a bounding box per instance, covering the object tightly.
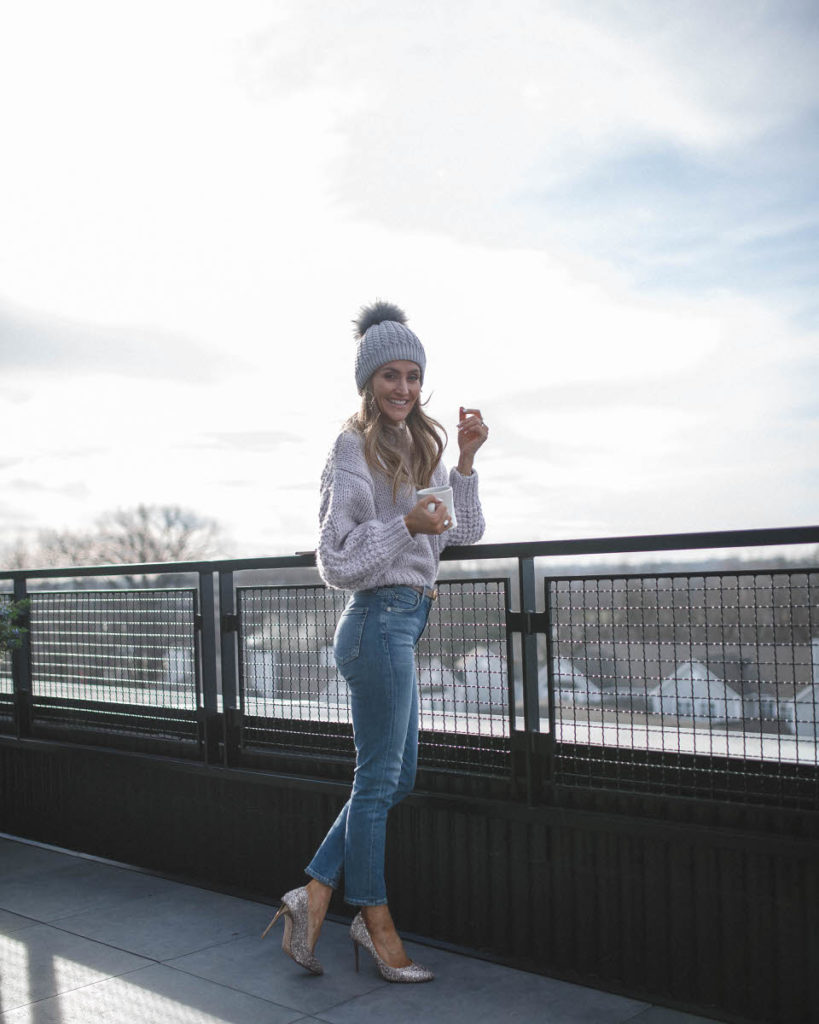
[0,834,722,1024]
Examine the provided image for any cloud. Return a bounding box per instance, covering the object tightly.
[199,431,302,452]
[244,1,819,322]
[521,130,819,319]
[255,2,818,188]
[4,479,90,500]
[0,300,230,381]
[474,305,819,540]
[0,385,30,404]
[0,2,815,556]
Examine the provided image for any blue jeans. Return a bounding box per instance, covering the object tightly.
[306,586,432,906]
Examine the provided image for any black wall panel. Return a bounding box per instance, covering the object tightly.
[1,737,816,1024]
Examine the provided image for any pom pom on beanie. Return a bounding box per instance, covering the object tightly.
[353,300,426,394]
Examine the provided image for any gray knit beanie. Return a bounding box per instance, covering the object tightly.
[353,301,426,394]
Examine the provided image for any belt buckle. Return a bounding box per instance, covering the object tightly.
[428,587,438,600]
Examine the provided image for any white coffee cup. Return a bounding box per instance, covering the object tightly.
[416,485,457,530]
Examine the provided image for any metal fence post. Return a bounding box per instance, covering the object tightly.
[515,556,551,802]
[219,571,241,767]
[198,571,222,764]
[519,557,540,734]
[11,577,32,739]
[542,578,557,787]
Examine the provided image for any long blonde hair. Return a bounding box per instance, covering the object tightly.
[345,386,447,500]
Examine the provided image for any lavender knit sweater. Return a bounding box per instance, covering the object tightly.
[317,430,485,591]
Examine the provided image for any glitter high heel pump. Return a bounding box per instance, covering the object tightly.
[350,912,433,983]
[262,886,323,975]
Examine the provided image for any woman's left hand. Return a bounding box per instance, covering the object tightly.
[456,409,489,474]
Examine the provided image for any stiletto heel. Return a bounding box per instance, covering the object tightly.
[349,912,433,983]
[261,904,286,940]
[262,887,323,975]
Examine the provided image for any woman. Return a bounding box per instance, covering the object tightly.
[264,300,488,982]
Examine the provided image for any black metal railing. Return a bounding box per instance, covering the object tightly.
[2,525,818,808]
[547,568,819,804]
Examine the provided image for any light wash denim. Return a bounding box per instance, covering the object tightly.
[306,586,432,905]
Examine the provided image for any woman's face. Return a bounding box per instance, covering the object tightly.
[370,361,422,425]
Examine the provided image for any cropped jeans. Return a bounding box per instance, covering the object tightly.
[306,586,432,906]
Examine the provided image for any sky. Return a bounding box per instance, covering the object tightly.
[1,0,818,561]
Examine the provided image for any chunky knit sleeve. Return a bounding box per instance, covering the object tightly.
[440,465,485,550]
[317,432,415,590]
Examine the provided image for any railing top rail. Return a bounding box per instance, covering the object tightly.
[447,525,819,562]
[1,525,817,581]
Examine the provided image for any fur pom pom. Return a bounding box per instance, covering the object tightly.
[353,300,408,339]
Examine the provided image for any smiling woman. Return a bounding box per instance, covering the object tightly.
[262,300,488,983]
[369,361,421,425]
[347,302,451,504]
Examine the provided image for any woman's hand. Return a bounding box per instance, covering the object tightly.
[404,496,452,537]
[456,409,489,476]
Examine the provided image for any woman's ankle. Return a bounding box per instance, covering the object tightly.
[360,905,411,966]
[306,878,333,907]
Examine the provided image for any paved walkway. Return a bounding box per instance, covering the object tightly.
[0,835,721,1023]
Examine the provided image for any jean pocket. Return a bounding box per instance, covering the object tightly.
[385,587,423,613]
[334,606,368,666]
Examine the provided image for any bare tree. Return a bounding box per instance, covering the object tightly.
[0,504,228,575]
[96,504,225,565]
[34,528,105,568]
[0,538,39,571]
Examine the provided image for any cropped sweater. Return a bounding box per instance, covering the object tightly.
[317,429,485,592]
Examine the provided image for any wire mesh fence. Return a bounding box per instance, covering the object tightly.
[28,589,200,745]
[0,594,12,696]
[0,654,11,695]
[0,594,16,733]
[2,542,817,804]
[237,579,511,774]
[416,579,510,772]
[238,584,350,757]
[547,570,819,804]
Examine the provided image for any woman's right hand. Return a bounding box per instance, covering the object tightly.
[404,496,451,537]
